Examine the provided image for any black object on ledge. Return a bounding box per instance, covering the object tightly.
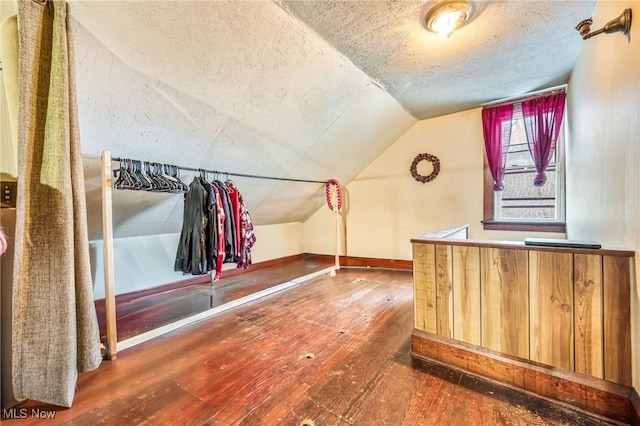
[524,238,601,249]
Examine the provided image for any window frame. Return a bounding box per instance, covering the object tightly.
[482,98,567,233]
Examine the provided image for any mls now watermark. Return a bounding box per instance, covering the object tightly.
[2,408,57,420]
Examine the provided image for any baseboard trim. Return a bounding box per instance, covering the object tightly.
[411,329,634,423]
[215,253,311,282]
[94,253,308,310]
[306,253,413,270]
[631,388,640,426]
[340,255,413,270]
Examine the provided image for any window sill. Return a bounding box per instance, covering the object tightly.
[481,221,566,233]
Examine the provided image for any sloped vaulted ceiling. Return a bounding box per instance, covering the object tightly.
[69,0,595,239]
[71,1,416,239]
[278,0,597,119]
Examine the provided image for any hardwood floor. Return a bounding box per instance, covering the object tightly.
[4,268,615,425]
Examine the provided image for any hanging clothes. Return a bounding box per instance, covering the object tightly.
[227,180,256,269]
[174,177,208,275]
[210,183,226,279]
[199,177,217,274]
[225,180,242,260]
[212,180,236,263]
[174,176,255,277]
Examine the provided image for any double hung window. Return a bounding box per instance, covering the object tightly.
[482,91,566,232]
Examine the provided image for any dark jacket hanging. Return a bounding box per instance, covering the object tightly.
[174,177,208,275]
[199,177,218,272]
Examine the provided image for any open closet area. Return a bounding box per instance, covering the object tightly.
[97,151,339,352]
[1,0,639,424]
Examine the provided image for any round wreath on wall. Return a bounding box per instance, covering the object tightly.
[410,153,440,183]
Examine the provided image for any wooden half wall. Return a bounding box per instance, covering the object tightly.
[411,226,635,421]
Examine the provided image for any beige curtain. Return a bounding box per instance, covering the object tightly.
[13,0,101,407]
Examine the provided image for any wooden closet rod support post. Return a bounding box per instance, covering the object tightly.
[101,150,118,359]
[325,179,342,276]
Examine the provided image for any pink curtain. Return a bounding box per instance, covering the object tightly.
[482,104,514,191]
[522,93,566,186]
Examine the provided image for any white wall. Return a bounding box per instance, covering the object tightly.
[91,222,303,299]
[249,222,304,262]
[304,108,564,259]
[567,1,639,388]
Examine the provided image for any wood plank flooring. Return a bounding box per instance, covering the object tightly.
[4,268,615,425]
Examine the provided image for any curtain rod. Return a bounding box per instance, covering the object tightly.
[482,84,567,109]
[111,156,328,184]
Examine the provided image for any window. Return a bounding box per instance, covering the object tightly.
[483,103,566,232]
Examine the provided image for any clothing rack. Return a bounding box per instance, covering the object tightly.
[100,150,341,359]
[110,156,328,184]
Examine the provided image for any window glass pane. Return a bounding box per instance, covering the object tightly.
[505,117,533,167]
[499,168,557,220]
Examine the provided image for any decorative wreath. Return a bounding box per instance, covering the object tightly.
[410,153,440,183]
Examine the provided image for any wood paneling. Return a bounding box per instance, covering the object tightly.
[452,246,481,345]
[412,243,437,333]
[529,251,574,371]
[413,237,632,388]
[411,330,634,424]
[435,245,453,338]
[481,248,529,358]
[603,255,632,387]
[573,254,603,379]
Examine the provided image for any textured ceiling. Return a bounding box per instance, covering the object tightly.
[70,1,416,238]
[277,0,597,119]
[66,0,596,239]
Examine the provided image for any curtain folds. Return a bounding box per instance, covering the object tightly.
[13,0,101,408]
[481,104,514,191]
[522,92,566,187]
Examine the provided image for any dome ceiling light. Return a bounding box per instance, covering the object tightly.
[425,1,474,37]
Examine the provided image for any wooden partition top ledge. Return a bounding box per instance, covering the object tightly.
[411,227,634,257]
[413,224,470,240]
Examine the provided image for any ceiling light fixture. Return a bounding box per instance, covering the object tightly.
[575,8,632,40]
[425,1,474,37]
